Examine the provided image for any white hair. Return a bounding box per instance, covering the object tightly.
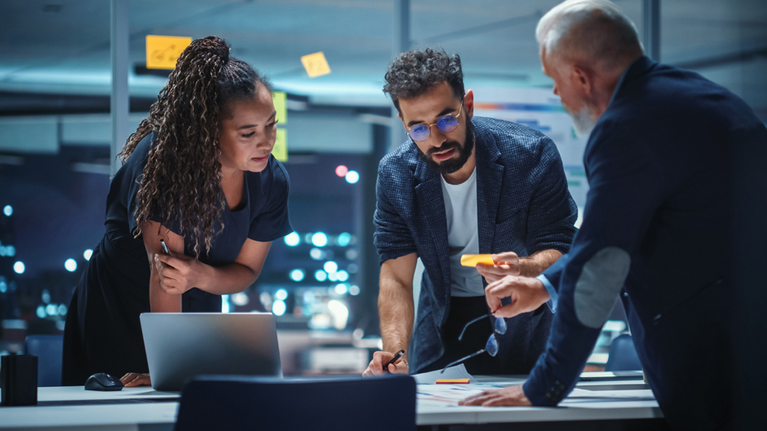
[536,0,642,68]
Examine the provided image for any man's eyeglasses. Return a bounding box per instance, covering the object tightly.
[440,313,507,373]
[406,103,463,142]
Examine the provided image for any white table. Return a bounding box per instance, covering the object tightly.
[0,376,665,430]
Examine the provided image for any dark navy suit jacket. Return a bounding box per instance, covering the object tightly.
[526,56,767,430]
[374,116,578,373]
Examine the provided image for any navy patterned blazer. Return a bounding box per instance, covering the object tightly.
[374,116,578,373]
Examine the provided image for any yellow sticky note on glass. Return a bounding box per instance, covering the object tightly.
[272,129,287,162]
[146,35,192,70]
[301,52,331,78]
[272,91,287,125]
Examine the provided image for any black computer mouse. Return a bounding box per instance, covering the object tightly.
[84,373,124,391]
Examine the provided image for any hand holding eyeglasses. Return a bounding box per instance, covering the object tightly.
[474,252,521,284]
[485,275,551,319]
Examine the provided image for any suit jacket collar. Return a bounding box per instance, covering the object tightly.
[609,55,657,108]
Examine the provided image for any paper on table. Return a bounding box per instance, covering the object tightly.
[566,388,655,400]
[412,363,476,384]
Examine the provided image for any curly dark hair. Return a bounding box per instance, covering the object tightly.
[383,47,465,112]
[119,36,271,257]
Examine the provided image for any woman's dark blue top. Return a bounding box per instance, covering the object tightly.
[62,132,292,385]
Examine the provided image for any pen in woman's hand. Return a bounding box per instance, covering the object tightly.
[383,349,405,372]
[160,239,170,255]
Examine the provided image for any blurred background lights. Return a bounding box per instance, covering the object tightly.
[327,299,349,330]
[309,248,324,260]
[283,232,300,247]
[289,269,305,282]
[83,249,93,260]
[0,281,6,293]
[337,270,349,282]
[335,165,348,177]
[231,292,249,306]
[3,205,12,216]
[323,261,338,273]
[328,272,339,282]
[303,290,315,303]
[314,270,328,282]
[346,250,357,260]
[345,170,359,184]
[337,232,351,247]
[275,288,288,301]
[13,261,25,274]
[36,305,46,319]
[46,304,57,316]
[42,289,50,304]
[259,292,272,309]
[272,299,286,316]
[222,295,231,313]
[349,285,361,296]
[65,258,77,272]
[334,283,348,295]
[311,232,328,247]
[58,304,68,316]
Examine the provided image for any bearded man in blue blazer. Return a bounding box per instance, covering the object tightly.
[362,48,578,376]
[460,1,767,430]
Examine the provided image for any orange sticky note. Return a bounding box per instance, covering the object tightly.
[460,254,494,267]
[436,378,470,384]
[301,51,331,78]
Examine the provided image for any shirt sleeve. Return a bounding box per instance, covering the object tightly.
[523,119,666,406]
[524,136,578,255]
[248,159,293,242]
[537,274,558,313]
[537,252,572,312]
[372,160,417,264]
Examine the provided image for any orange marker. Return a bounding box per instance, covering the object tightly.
[436,378,470,384]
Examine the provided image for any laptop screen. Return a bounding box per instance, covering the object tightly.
[140,312,282,391]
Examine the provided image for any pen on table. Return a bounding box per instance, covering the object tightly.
[383,349,405,372]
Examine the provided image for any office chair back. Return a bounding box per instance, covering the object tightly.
[24,334,64,386]
[175,374,417,431]
[604,333,643,371]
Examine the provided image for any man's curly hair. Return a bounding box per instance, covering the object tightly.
[118,35,271,258]
[383,48,465,112]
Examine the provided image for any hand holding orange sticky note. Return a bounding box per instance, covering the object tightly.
[436,378,470,384]
[460,254,494,267]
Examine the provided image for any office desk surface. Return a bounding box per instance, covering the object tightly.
[0,377,662,430]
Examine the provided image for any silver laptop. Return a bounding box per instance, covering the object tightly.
[140,312,282,391]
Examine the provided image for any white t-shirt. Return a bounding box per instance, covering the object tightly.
[441,168,485,297]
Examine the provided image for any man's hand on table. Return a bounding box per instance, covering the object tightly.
[459,384,532,407]
[362,350,408,376]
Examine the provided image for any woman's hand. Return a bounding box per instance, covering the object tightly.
[120,373,151,387]
[154,253,209,295]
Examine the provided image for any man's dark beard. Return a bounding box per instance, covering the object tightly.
[417,121,475,175]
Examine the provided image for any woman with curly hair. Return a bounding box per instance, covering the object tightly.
[62,36,292,386]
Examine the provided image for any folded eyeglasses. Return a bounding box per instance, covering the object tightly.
[440,313,507,373]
